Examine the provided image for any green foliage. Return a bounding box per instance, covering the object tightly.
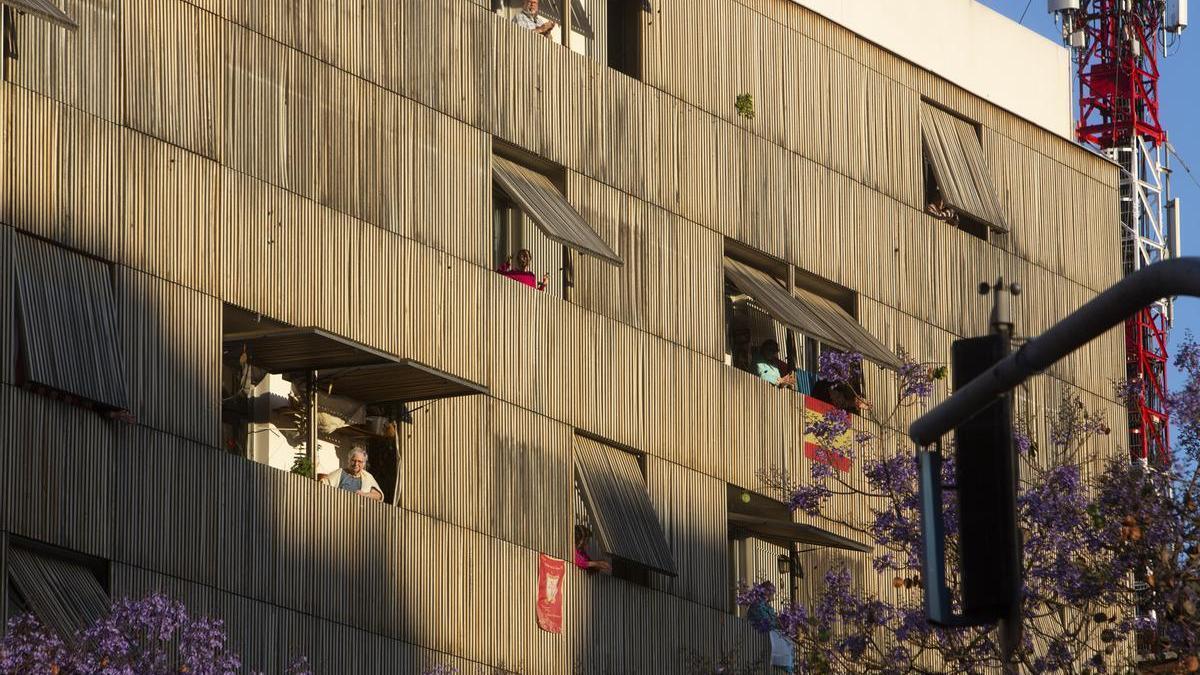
[290,452,314,478]
[735,93,755,120]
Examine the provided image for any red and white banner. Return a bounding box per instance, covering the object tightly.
[536,553,565,633]
[803,396,853,472]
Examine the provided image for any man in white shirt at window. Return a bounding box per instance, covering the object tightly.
[513,0,557,37]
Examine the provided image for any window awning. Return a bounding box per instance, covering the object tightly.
[492,156,623,267]
[791,288,901,370]
[2,0,77,30]
[574,435,677,576]
[225,328,394,373]
[7,547,109,642]
[539,0,594,39]
[921,104,1009,233]
[225,328,488,404]
[14,235,128,410]
[724,260,899,370]
[317,362,488,404]
[729,513,871,553]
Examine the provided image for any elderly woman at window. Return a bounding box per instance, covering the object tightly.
[319,448,383,501]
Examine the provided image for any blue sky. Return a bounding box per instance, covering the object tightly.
[977,0,1200,400]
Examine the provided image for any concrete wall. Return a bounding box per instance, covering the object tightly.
[791,0,1073,138]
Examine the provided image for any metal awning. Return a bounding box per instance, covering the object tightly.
[225,328,488,404]
[539,0,594,38]
[492,156,623,267]
[13,235,128,410]
[725,259,899,369]
[921,104,1009,233]
[225,328,395,373]
[2,0,77,30]
[792,288,901,370]
[574,435,677,576]
[7,547,109,642]
[318,362,488,404]
[729,513,871,554]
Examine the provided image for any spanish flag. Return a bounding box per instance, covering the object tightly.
[803,396,853,472]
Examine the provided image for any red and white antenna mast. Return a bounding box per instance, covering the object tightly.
[1049,0,1186,465]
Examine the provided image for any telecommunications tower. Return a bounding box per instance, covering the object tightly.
[1048,0,1187,464]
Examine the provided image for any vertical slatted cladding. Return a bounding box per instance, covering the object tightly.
[2,386,115,559]
[0,227,11,386]
[223,26,289,187]
[116,267,220,446]
[398,394,486,534]
[122,133,222,296]
[642,335,724,477]
[722,366,794,492]
[407,104,491,267]
[5,87,126,263]
[481,398,572,559]
[647,457,728,610]
[4,0,123,123]
[121,0,223,159]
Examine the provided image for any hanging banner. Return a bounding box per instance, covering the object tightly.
[536,553,565,633]
[803,396,853,472]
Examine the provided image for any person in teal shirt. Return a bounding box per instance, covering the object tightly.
[755,339,797,389]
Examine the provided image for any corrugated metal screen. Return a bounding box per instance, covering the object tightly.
[1,0,77,29]
[13,235,128,410]
[920,104,1009,232]
[725,260,898,370]
[574,436,677,576]
[7,547,109,641]
[728,513,870,553]
[492,156,624,266]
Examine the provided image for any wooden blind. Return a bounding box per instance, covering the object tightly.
[493,156,624,267]
[13,235,128,410]
[1,0,75,29]
[921,104,1010,233]
[7,547,109,641]
[574,435,677,576]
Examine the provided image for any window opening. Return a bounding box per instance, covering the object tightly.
[5,538,109,641]
[12,235,129,415]
[491,150,623,297]
[573,434,676,584]
[725,485,868,615]
[220,305,487,505]
[920,101,1009,239]
[499,0,595,56]
[607,0,642,79]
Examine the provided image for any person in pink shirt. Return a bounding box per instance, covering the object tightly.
[497,248,548,291]
[573,525,611,574]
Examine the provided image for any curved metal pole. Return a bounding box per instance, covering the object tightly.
[910,257,1200,447]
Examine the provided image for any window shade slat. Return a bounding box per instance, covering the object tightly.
[7,548,109,641]
[1,0,77,29]
[14,236,128,410]
[574,436,677,576]
[492,156,623,266]
[920,105,1009,233]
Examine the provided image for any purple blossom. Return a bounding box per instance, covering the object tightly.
[810,408,850,444]
[788,484,831,516]
[897,351,940,402]
[818,351,862,385]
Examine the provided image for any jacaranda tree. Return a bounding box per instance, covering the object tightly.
[0,592,311,675]
[737,339,1200,674]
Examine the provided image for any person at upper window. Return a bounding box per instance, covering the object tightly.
[319,448,383,501]
[573,525,612,574]
[513,0,557,36]
[755,339,797,390]
[497,248,549,291]
[925,193,960,227]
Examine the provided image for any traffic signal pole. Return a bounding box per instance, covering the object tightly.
[911,257,1200,447]
[911,256,1200,656]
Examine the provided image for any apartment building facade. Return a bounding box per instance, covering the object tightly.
[0,0,1125,672]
